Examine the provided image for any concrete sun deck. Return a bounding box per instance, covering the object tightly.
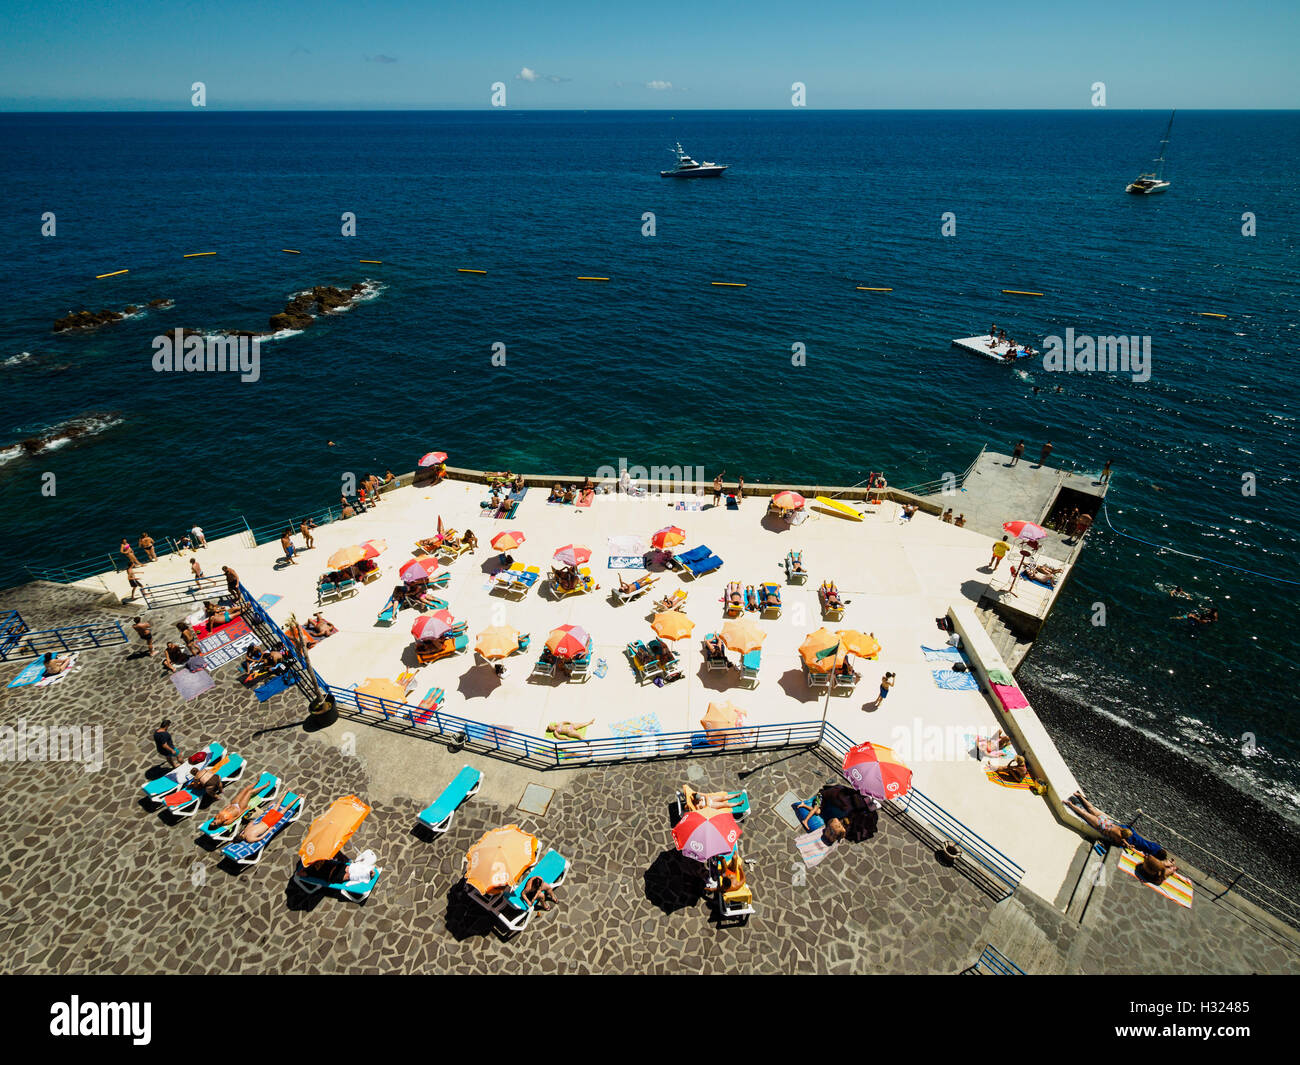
[97,478,1090,903]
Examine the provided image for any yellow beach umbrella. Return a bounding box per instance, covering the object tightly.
[701,700,747,746]
[475,625,521,660]
[356,677,407,702]
[299,794,371,866]
[720,618,766,655]
[651,611,696,642]
[799,627,845,673]
[837,629,881,658]
[465,825,539,895]
[327,544,366,569]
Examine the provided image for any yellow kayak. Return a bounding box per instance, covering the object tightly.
[814,496,864,521]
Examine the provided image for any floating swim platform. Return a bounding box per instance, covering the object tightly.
[952,336,1037,363]
[813,496,863,521]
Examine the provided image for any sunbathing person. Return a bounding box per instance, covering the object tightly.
[821,582,843,609]
[210,780,262,827]
[725,583,743,610]
[42,652,70,677]
[703,634,727,660]
[547,719,593,741]
[521,876,557,911]
[305,613,337,637]
[618,574,649,595]
[992,754,1031,783]
[682,785,745,812]
[760,586,781,608]
[822,817,848,845]
[788,553,805,573]
[1140,848,1179,883]
[976,730,1013,757]
[462,529,479,552]
[579,486,595,505]
[548,483,564,502]
[900,503,918,520]
[562,485,576,504]
[793,798,825,832]
[176,620,201,654]
[1065,791,1134,846]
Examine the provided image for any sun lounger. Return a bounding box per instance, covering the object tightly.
[666,545,709,572]
[703,633,730,671]
[759,582,782,618]
[293,858,382,903]
[141,742,223,800]
[739,649,761,688]
[500,848,570,933]
[819,581,845,620]
[416,765,482,835]
[416,631,469,664]
[722,581,744,618]
[625,640,663,684]
[716,880,755,923]
[221,791,304,865]
[532,653,557,679]
[681,552,723,580]
[197,772,281,843]
[743,585,759,612]
[785,551,807,583]
[615,573,658,604]
[647,638,679,673]
[805,666,832,691]
[156,749,247,816]
[833,668,860,694]
[654,588,689,612]
[376,601,398,625]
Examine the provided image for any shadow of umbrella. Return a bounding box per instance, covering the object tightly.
[444,880,501,941]
[456,666,501,701]
[643,848,705,914]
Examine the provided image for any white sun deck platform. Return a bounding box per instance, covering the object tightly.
[953,335,1038,363]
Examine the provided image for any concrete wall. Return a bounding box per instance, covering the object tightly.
[947,603,1098,843]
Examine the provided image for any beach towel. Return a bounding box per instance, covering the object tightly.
[726,495,739,510]
[35,653,80,687]
[609,713,663,737]
[993,683,1030,710]
[257,593,282,608]
[795,830,834,868]
[989,667,1015,686]
[170,666,215,701]
[575,492,593,508]
[594,657,608,679]
[253,673,296,702]
[984,766,1044,792]
[1119,849,1194,908]
[607,555,643,569]
[7,660,46,688]
[674,500,702,511]
[921,645,964,662]
[932,668,979,691]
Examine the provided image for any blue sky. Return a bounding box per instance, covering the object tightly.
[1,0,1296,109]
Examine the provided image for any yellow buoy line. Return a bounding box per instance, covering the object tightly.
[1001,289,1044,297]
[182,252,216,258]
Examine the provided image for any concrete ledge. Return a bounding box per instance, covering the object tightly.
[947,603,1096,842]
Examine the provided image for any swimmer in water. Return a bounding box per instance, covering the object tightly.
[1168,586,1192,599]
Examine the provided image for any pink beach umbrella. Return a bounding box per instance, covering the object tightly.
[672,808,742,864]
[1003,520,1048,541]
[552,544,592,568]
[412,610,455,641]
[399,556,440,583]
[418,451,447,467]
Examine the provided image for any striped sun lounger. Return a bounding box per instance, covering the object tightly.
[1119,849,1194,908]
[221,791,304,865]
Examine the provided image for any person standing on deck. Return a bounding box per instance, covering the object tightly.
[989,536,1011,570]
[300,518,316,549]
[133,616,155,656]
[1037,441,1053,467]
[190,557,204,585]
[735,475,745,505]
[154,719,180,768]
[222,565,239,599]
[120,538,140,567]
[280,530,297,564]
[126,562,143,601]
[1099,459,1113,486]
[1009,441,1025,466]
[712,472,725,508]
[139,532,157,562]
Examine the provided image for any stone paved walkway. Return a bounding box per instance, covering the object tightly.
[0,582,1296,975]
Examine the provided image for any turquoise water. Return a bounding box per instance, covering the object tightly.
[1,110,1297,839]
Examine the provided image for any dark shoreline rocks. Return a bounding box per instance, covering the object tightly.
[53,298,172,333]
[4,412,123,457]
[268,282,369,333]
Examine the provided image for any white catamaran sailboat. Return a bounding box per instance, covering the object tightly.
[1126,110,1175,194]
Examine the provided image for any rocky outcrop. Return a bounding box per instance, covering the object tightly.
[53,298,172,332]
[267,283,370,332]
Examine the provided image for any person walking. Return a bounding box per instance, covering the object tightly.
[300,518,316,549]
[126,562,143,602]
[989,535,1011,570]
[1010,440,1025,466]
[1037,441,1053,467]
[139,532,157,562]
[120,538,140,567]
[870,672,896,709]
[1099,459,1113,486]
[190,557,204,585]
[222,566,239,598]
[735,475,745,505]
[154,719,181,769]
[280,530,297,565]
[133,615,155,656]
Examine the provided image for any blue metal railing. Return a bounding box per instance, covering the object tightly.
[0,620,128,661]
[245,504,345,547]
[965,944,1026,975]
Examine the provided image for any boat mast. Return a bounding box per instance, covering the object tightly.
[1154,109,1175,179]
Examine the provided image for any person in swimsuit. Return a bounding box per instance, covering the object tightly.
[793,798,825,832]
[521,876,557,911]
[547,719,593,741]
[682,785,745,812]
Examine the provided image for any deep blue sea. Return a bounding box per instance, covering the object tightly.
[1,111,1297,867]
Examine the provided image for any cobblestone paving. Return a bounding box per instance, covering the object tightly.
[1,582,1296,975]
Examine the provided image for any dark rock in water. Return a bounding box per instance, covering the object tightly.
[147,297,173,309]
[269,312,314,333]
[52,308,124,333]
[124,305,139,314]
[312,285,350,313]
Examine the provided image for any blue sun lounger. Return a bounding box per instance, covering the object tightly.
[221,791,304,865]
[667,545,709,571]
[681,550,724,580]
[292,859,382,903]
[417,766,483,835]
[156,750,247,816]
[197,772,281,842]
[377,601,399,625]
[740,649,761,688]
[141,742,224,801]
[500,848,570,933]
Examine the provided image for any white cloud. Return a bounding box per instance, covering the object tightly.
[516,67,538,82]
[646,80,673,91]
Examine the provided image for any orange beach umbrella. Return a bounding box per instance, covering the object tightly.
[651,526,686,549]
[465,825,539,895]
[475,625,521,660]
[773,491,806,509]
[327,544,366,569]
[799,627,846,673]
[651,612,695,642]
[299,794,371,866]
[837,629,881,658]
[356,677,408,702]
[720,618,766,655]
[491,530,526,552]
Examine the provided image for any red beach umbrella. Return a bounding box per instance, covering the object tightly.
[545,624,590,660]
[419,451,447,467]
[672,808,742,863]
[399,556,440,583]
[842,742,913,802]
[772,491,805,510]
[412,610,455,641]
[1003,520,1047,541]
[552,544,592,568]
[491,530,526,552]
[650,526,686,549]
